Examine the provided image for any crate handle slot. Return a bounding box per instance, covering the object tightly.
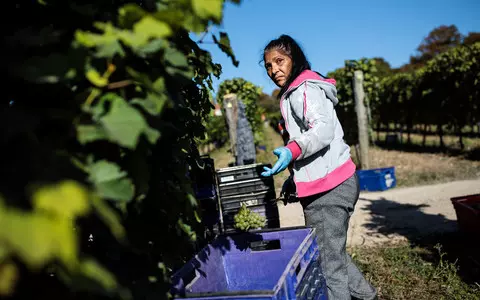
[291,238,318,286]
[295,263,302,276]
[183,268,200,290]
[249,239,281,251]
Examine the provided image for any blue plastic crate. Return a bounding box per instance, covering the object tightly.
[171,227,328,300]
[356,167,396,192]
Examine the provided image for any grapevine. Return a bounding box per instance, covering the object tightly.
[216,78,265,144]
[375,42,480,147]
[2,0,241,299]
[327,58,380,144]
[328,43,479,148]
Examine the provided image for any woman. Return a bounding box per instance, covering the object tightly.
[261,34,377,300]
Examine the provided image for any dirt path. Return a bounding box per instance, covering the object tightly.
[347,178,480,247]
[277,178,480,247]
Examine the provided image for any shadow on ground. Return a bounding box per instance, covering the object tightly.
[360,197,457,240]
[360,197,480,284]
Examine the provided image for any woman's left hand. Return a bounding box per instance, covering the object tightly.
[261,147,292,177]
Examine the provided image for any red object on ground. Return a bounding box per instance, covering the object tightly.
[450,193,480,235]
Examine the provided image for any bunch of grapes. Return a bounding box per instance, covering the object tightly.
[234,204,266,231]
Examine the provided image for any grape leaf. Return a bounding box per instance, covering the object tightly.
[77,125,108,145]
[99,95,151,149]
[0,261,18,297]
[87,160,135,202]
[212,32,238,67]
[91,195,125,241]
[131,93,167,116]
[192,0,223,21]
[33,180,91,220]
[57,257,126,298]
[0,201,77,270]
[134,16,171,40]
[75,29,125,58]
[118,4,146,28]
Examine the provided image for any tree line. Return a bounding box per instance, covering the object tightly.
[375,43,479,149]
[326,25,480,150]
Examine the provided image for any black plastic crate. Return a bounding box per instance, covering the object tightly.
[218,178,274,197]
[220,190,276,211]
[217,163,273,183]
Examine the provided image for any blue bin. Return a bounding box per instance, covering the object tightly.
[356,167,396,192]
[171,227,328,300]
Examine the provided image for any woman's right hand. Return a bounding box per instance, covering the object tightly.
[261,147,293,177]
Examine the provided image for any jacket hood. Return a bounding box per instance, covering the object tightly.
[285,70,339,106]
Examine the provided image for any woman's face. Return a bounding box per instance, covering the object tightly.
[264,49,292,88]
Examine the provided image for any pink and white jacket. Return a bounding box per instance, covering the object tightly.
[281,70,356,198]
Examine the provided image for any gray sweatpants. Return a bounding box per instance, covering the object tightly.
[300,174,377,300]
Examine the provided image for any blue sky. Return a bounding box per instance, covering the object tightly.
[196,0,480,96]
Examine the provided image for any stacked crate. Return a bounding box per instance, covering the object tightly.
[216,163,280,233]
[190,155,221,237]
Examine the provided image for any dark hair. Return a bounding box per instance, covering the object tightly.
[263,35,311,98]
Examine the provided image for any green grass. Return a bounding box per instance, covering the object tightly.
[349,243,480,300]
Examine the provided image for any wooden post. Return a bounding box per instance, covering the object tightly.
[223,93,238,161]
[353,70,370,170]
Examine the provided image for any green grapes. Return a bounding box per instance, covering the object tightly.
[233,204,266,231]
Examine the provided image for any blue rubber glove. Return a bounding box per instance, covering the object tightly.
[261,147,293,177]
